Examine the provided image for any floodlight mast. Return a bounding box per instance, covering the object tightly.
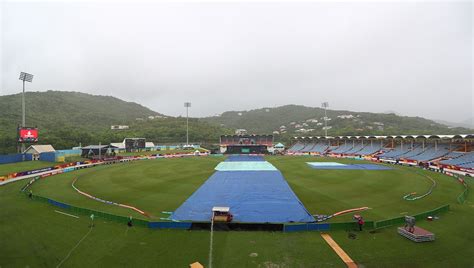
[184,102,191,146]
[19,72,33,128]
[322,102,329,137]
[18,72,34,154]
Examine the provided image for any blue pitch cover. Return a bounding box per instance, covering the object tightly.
[171,155,315,223]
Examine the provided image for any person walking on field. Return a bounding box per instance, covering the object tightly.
[90,214,95,228]
[357,216,364,231]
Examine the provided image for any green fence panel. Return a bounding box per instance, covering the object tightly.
[374,204,450,229]
[457,188,468,204]
[374,217,405,229]
[28,193,450,232]
[329,221,374,231]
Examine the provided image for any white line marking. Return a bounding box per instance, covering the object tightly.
[55,210,79,219]
[56,227,93,268]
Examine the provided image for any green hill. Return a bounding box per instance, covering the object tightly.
[202,104,472,139]
[0,91,230,154]
[1,92,470,154]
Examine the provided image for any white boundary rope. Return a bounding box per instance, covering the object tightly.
[56,227,93,268]
[72,177,149,217]
[54,210,79,219]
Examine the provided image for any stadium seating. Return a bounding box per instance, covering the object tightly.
[287,137,473,171]
[404,146,450,162]
[343,142,365,154]
[329,143,354,154]
[300,143,317,152]
[459,162,474,168]
[355,144,383,155]
[309,142,329,153]
[439,152,474,166]
[378,144,414,159]
[288,142,305,152]
[444,151,466,158]
[396,144,428,159]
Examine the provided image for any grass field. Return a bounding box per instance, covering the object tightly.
[117,148,208,157]
[0,160,59,176]
[1,155,473,267]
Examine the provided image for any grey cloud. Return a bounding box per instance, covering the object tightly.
[1,1,472,121]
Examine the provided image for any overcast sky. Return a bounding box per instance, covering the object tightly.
[1,1,472,122]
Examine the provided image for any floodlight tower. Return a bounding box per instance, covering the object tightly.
[184,102,191,146]
[322,102,329,137]
[19,72,34,128]
[19,72,34,153]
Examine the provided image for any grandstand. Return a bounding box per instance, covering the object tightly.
[342,142,365,155]
[220,135,273,154]
[404,146,450,162]
[354,143,382,155]
[287,140,330,154]
[328,142,353,154]
[287,141,305,152]
[439,151,474,167]
[309,142,329,153]
[377,144,409,159]
[396,143,425,160]
[300,142,317,152]
[288,134,474,175]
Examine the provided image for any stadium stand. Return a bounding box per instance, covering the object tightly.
[459,162,474,168]
[396,144,426,159]
[343,142,365,155]
[405,146,450,162]
[288,135,474,174]
[444,151,466,158]
[288,142,305,152]
[300,142,317,152]
[329,143,354,154]
[309,142,329,153]
[355,144,382,155]
[439,152,474,166]
[378,144,413,159]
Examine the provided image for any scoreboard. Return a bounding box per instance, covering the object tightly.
[125,138,146,152]
[18,127,38,143]
[220,135,273,146]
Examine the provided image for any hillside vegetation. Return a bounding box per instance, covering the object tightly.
[0,91,230,154]
[0,92,470,154]
[202,105,471,139]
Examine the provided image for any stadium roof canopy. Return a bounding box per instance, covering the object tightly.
[82,145,118,149]
[294,134,474,140]
[110,142,125,149]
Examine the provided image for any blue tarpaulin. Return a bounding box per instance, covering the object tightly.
[225,155,265,162]
[171,170,315,223]
[171,155,314,223]
[215,161,278,171]
[307,163,392,170]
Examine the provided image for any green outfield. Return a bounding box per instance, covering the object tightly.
[0,160,58,176]
[117,148,208,157]
[1,156,473,267]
